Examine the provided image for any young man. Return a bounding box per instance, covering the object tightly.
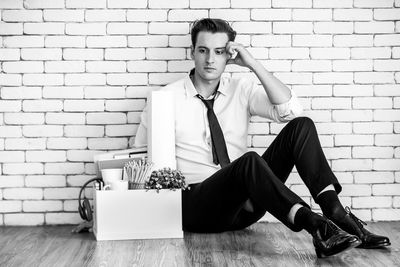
[134,18,390,257]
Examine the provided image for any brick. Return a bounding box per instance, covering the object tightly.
[127,61,166,73]
[0,23,23,35]
[21,48,61,60]
[333,110,373,122]
[107,23,147,35]
[66,23,106,36]
[272,0,310,8]
[67,150,99,162]
[292,60,331,72]
[374,110,400,121]
[0,151,24,162]
[269,48,309,59]
[148,72,188,85]
[128,10,168,21]
[314,73,353,84]
[355,22,394,34]
[335,134,374,146]
[24,23,64,34]
[1,86,42,99]
[64,100,104,112]
[23,200,62,212]
[127,111,144,123]
[250,9,287,21]
[0,176,24,188]
[333,60,372,72]
[128,35,168,48]
[189,0,229,8]
[354,171,394,184]
[315,22,354,34]
[85,10,125,22]
[4,36,44,48]
[351,47,391,59]
[88,137,127,150]
[45,61,85,73]
[169,36,191,48]
[46,213,81,225]
[169,9,209,21]
[168,60,194,72]
[45,162,85,174]
[0,49,20,60]
[333,35,373,47]
[292,35,332,47]
[373,184,400,196]
[395,197,400,208]
[232,22,272,34]
[353,146,394,158]
[2,10,43,22]
[293,85,332,97]
[23,74,63,86]
[26,150,67,162]
[374,60,400,71]
[63,48,103,60]
[5,138,46,150]
[342,184,372,196]
[108,0,147,8]
[354,122,393,134]
[105,48,145,60]
[273,22,313,34]
[354,0,394,8]
[252,35,291,48]
[374,159,400,171]
[0,74,22,86]
[86,112,126,124]
[23,125,63,137]
[375,85,400,96]
[324,147,352,160]
[333,8,372,21]
[374,34,400,46]
[373,209,400,221]
[107,73,147,85]
[4,113,44,125]
[292,8,331,21]
[65,0,106,8]
[65,74,106,86]
[23,100,62,112]
[3,188,43,200]
[44,188,80,200]
[46,113,85,124]
[64,200,79,211]
[3,163,43,175]
[0,200,22,213]
[310,48,350,59]
[376,134,400,146]
[105,124,137,137]
[333,159,373,172]
[84,86,125,99]
[353,97,392,109]
[43,86,83,99]
[353,196,392,208]
[44,9,84,22]
[395,123,400,133]
[64,125,104,137]
[0,0,23,8]
[25,175,66,187]
[0,100,21,112]
[86,61,126,73]
[105,99,145,112]
[3,61,43,73]
[45,36,85,48]
[0,126,22,138]
[355,72,394,84]
[146,48,186,60]
[149,22,189,35]
[87,36,127,48]
[24,0,64,8]
[374,9,400,21]
[47,138,87,150]
[5,213,44,226]
[315,122,352,134]
[314,0,352,7]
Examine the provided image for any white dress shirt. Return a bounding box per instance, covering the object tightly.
[134,72,303,185]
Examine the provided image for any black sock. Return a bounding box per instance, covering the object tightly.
[294,206,325,234]
[317,190,346,221]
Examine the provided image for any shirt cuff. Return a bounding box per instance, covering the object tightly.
[274,89,303,120]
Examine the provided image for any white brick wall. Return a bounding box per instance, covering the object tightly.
[0,1,399,225]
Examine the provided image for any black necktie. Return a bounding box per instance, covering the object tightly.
[197,95,230,167]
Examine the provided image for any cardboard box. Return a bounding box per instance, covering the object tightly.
[93,189,183,241]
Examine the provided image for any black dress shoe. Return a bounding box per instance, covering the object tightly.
[334,207,391,249]
[312,217,361,258]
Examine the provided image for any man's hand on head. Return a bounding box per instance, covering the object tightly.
[226,42,258,70]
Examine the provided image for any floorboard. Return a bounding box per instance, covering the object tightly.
[0,221,399,267]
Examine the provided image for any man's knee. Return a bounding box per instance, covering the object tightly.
[242,151,262,162]
[289,116,316,134]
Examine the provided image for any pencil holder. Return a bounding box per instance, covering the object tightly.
[129,182,145,190]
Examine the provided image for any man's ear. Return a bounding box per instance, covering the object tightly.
[190,45,195,60]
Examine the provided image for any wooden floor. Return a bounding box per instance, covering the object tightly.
[0,222,399,267]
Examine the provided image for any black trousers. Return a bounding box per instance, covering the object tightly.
[182,117,341,233]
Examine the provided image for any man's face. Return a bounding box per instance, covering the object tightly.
[191,31,230,82]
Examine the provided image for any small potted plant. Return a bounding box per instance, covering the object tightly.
[146,167,189,193]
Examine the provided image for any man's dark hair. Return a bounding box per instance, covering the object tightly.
[190,18,236,47]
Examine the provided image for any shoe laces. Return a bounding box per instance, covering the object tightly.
[345,206,367,229]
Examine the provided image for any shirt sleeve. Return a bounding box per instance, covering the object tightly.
[247,80,303,122]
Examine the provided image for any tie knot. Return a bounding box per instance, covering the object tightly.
[197,95,214,110]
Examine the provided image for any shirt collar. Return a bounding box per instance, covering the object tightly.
[184,68,229,99]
